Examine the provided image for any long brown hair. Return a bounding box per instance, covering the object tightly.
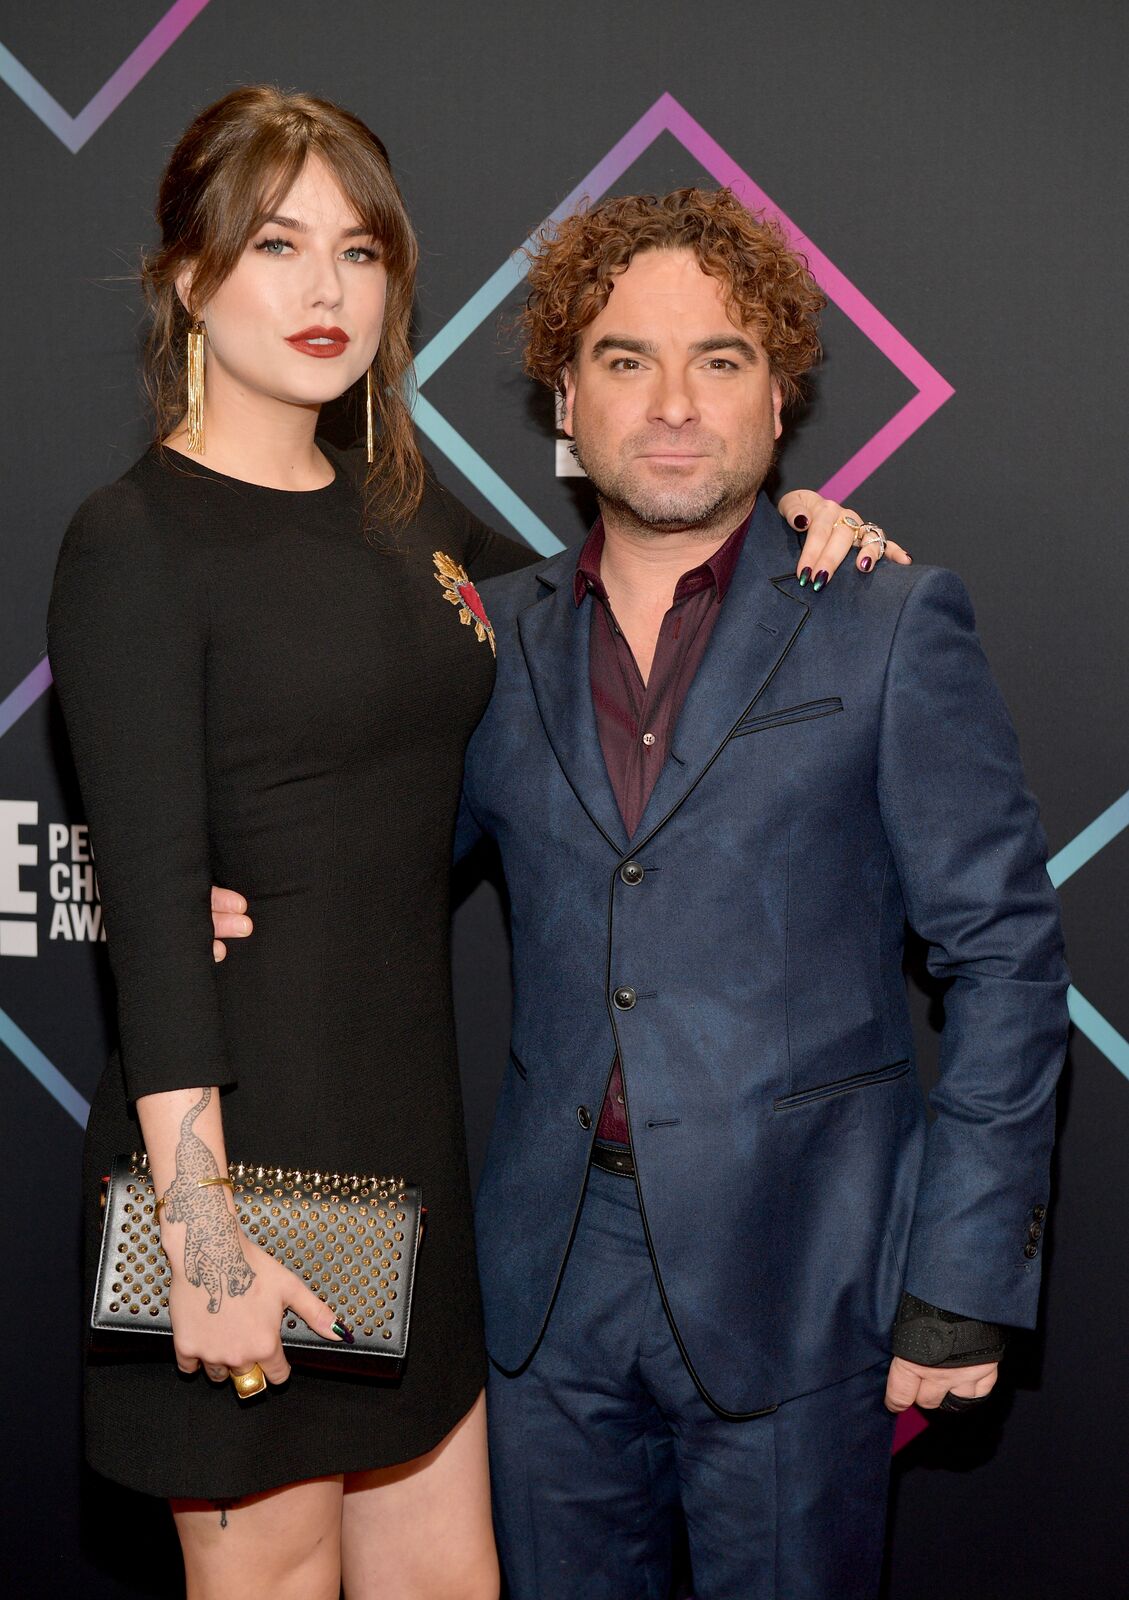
[142,85,423,521]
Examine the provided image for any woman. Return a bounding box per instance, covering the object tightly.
[48,86,898,1600]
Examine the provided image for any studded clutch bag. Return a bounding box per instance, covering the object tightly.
[92,1153,424,1366]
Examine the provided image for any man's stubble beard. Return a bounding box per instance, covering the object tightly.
[570,420,777,540]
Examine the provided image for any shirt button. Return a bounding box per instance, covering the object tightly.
[642,732,656,747]
[620,861,644,885]
[616,1094,625,1105]
[613,987,637,1010]
[577,1106,592,1130]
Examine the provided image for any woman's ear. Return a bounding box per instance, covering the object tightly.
[174,263,195,317]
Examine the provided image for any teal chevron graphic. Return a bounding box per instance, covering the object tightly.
[1047,788,1129,1080]
[0,2,212,153]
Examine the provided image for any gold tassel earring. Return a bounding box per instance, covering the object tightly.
[365,367,376,464]
[186,322,206,454]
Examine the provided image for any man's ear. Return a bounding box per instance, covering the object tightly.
[559,366,577,437]
[771,378,784,442]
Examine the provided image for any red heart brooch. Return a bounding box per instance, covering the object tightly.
[433,551,496,657]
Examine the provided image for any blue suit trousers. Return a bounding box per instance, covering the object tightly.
[488,1166,895,1600]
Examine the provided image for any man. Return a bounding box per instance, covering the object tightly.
[212,190,1066,1596]
[452,190,1067,1597]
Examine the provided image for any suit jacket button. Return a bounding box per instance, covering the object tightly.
[577,1106,592,1130]
[620,862,644,885]
[1033,1204,1047,1221]
[1023,1242,1039,1259]
[613,987,637,1010]
[1028,1222,1042,1241]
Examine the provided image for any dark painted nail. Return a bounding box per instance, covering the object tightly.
[859,556,873,573]
[812,569,829,592]
[798,566,812,587]
[793,514,809,531]
[331,1320,355,1344]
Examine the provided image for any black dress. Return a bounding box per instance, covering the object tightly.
[47,443,530,1499]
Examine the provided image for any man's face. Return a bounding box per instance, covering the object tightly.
[560,247,783,537]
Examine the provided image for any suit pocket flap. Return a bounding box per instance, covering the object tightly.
[774,1058,910,1110]
[731,696,843,736]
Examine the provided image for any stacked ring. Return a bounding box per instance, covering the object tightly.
[856,522,888,557]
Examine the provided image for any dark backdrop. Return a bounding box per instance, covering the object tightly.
[1,3,1125,1596]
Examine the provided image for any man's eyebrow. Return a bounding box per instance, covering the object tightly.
[260,214,376,239]
[588,334,760,361]
[589,336,659,359]
[688,336,760,361]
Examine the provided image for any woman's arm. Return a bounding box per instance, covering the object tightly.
[49,487,339,1382]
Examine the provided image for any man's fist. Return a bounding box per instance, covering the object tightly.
[884,1356,999,1413]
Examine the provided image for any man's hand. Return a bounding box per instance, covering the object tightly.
[884,1356,999,1413]
[211,886,252,963]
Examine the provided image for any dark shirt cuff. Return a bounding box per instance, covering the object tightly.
[890,1292,1008,1366]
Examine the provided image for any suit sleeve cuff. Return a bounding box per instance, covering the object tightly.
[891,1292,1008,1366]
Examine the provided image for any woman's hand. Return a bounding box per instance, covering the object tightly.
[211,885,252,963]
[140,1084,342,1389]
[166,1220,344,1386]
[778,489,911,589]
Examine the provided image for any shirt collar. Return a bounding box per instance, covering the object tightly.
[573,506,755,608]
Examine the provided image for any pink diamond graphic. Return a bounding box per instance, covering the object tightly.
[0,0,213,153]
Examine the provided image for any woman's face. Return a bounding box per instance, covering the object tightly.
[186,155,388,413]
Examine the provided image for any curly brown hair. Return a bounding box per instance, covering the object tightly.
[521,188,826,408]
[142,86,423,522]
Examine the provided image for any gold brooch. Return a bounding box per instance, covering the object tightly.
[433,551,496,656]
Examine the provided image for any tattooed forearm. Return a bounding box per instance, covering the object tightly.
[159,1088,255,1313]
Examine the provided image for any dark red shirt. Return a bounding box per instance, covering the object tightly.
[574,511,753,1144]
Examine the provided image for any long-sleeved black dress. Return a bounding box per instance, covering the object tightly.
[47,443,531,1499]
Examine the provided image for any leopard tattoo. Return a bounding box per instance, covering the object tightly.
[160,1088,255,1313]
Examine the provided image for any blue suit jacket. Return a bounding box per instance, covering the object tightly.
[459,495,1068,1416]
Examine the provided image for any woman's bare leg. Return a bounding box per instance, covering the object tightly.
[341,1390,498,1600]
[172,1475,343,1600]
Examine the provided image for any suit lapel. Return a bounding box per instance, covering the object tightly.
[631,496,810,844]
[517,551,630,853]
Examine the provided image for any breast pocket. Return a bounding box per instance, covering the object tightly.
[730,696,843,737]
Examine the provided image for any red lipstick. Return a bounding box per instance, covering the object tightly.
[285,325,350,359]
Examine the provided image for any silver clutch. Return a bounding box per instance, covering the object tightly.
[93,1153,423,1366]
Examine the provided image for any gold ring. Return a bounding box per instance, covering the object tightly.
[831,514,864,545]
[230,1363,267,1400]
